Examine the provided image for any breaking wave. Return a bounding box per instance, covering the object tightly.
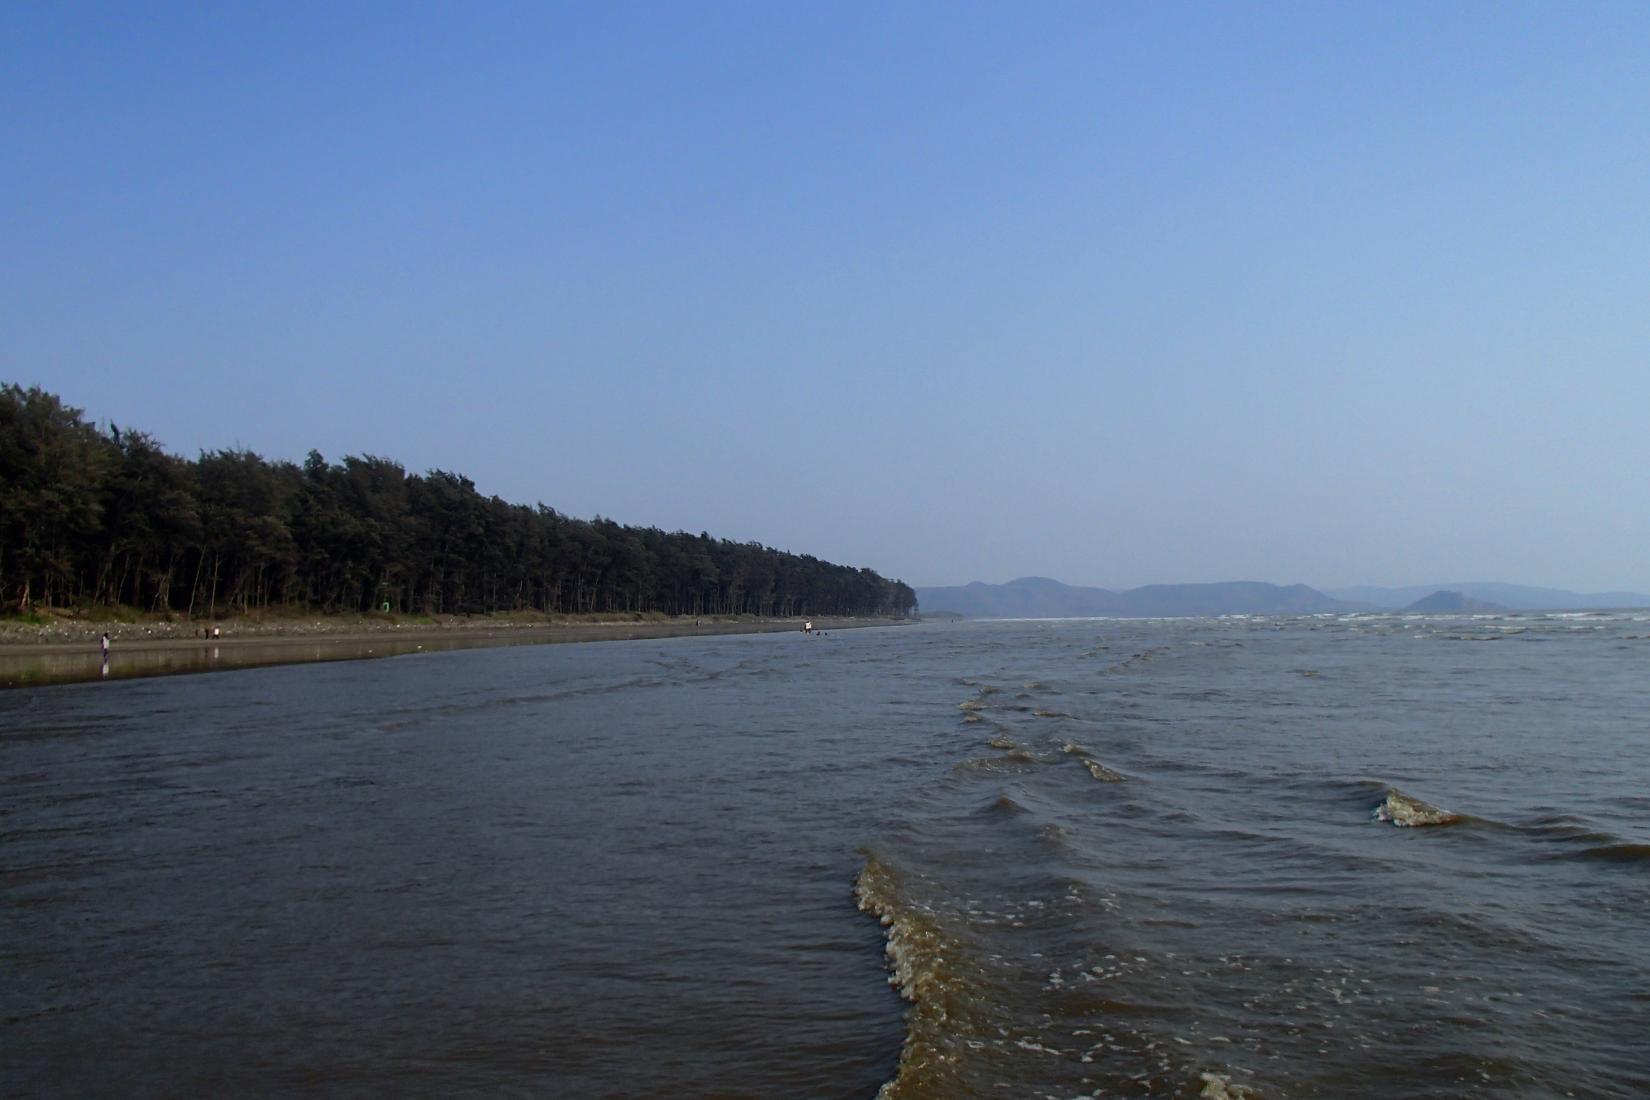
[855,852,1265,1099]
[1374,788,1461,827]
[1200,1072,1265,1098]
[854,852,992,1099]
[1062,741,1127,782]
[951,749,1035,777]
[1079,757,1127,783]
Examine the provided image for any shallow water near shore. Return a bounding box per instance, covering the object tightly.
[5,615,1649,1097]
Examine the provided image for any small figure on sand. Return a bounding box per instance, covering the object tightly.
[803,620,813,633]
[100,632,110,659]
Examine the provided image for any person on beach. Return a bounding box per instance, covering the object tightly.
[100,633,110,659]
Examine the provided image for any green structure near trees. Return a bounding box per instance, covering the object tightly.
[0,384,917,621]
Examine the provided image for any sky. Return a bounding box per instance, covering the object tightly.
[5,2,1649,592]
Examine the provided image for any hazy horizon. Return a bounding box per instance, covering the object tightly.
[9,3,1649,593]
[913,575,1650,598]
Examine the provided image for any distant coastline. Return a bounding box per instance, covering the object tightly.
[913,577,1356,619]
[914,576,1650,619]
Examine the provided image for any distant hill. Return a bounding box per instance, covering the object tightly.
[1402,590,1506,613]
[914,577,1357,619]
[1327,582,1650,611]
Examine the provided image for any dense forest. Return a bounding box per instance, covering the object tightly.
[0,384,917,621]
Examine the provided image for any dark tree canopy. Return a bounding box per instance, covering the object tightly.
[0,384,918,620]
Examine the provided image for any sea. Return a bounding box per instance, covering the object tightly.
[4,613,1648,1098]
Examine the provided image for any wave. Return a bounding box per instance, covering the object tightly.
[1106,646,1170,674]
[1370,796,1650,862]
[1452,806,1650,865]
[1579,842,1650,864]
[1036,820,1070,847]
[857,852,1265,1099]
[1199,1072,1265,1098]
[854,853,986,1099]
[988,792,1029,817]
[1081,757,1126,783]
[1062,741,1127,782]
[1374,788,1461,827]
[950,750,1035,777]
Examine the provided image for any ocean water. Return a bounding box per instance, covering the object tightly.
[4,615,1648,1098]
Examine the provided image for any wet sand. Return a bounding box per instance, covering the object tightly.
[0,617,903,689]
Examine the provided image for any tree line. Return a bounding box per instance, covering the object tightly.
[0,383,918,621]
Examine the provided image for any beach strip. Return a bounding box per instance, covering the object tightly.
[0,616,906,689]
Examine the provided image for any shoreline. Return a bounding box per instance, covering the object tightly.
[0,614,912,689]
[0,610,901,649]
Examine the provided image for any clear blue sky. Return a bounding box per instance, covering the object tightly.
[6,2,1649,591]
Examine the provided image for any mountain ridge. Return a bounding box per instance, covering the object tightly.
[913,577,1358,618]
[1325,582,1650,610]
[914,577,1650,617]
[1401,590,1507,613]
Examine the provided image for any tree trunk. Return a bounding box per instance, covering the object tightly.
[186,551,205,619]
[207,553,221,621]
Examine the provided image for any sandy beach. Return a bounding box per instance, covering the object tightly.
[0,613,908,688]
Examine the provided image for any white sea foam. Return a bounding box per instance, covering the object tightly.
[1081,758,1126,783]
[1199,1070,1263,1098]
[1060,741,1125,781]
[1375,789,1460,827]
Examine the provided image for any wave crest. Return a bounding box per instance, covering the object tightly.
[1200,1071,1265,1098]
[1375,789,1460,827]
[1062,741,1126,782]
[854,853,981,1099]
[1081,758,1126,783]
